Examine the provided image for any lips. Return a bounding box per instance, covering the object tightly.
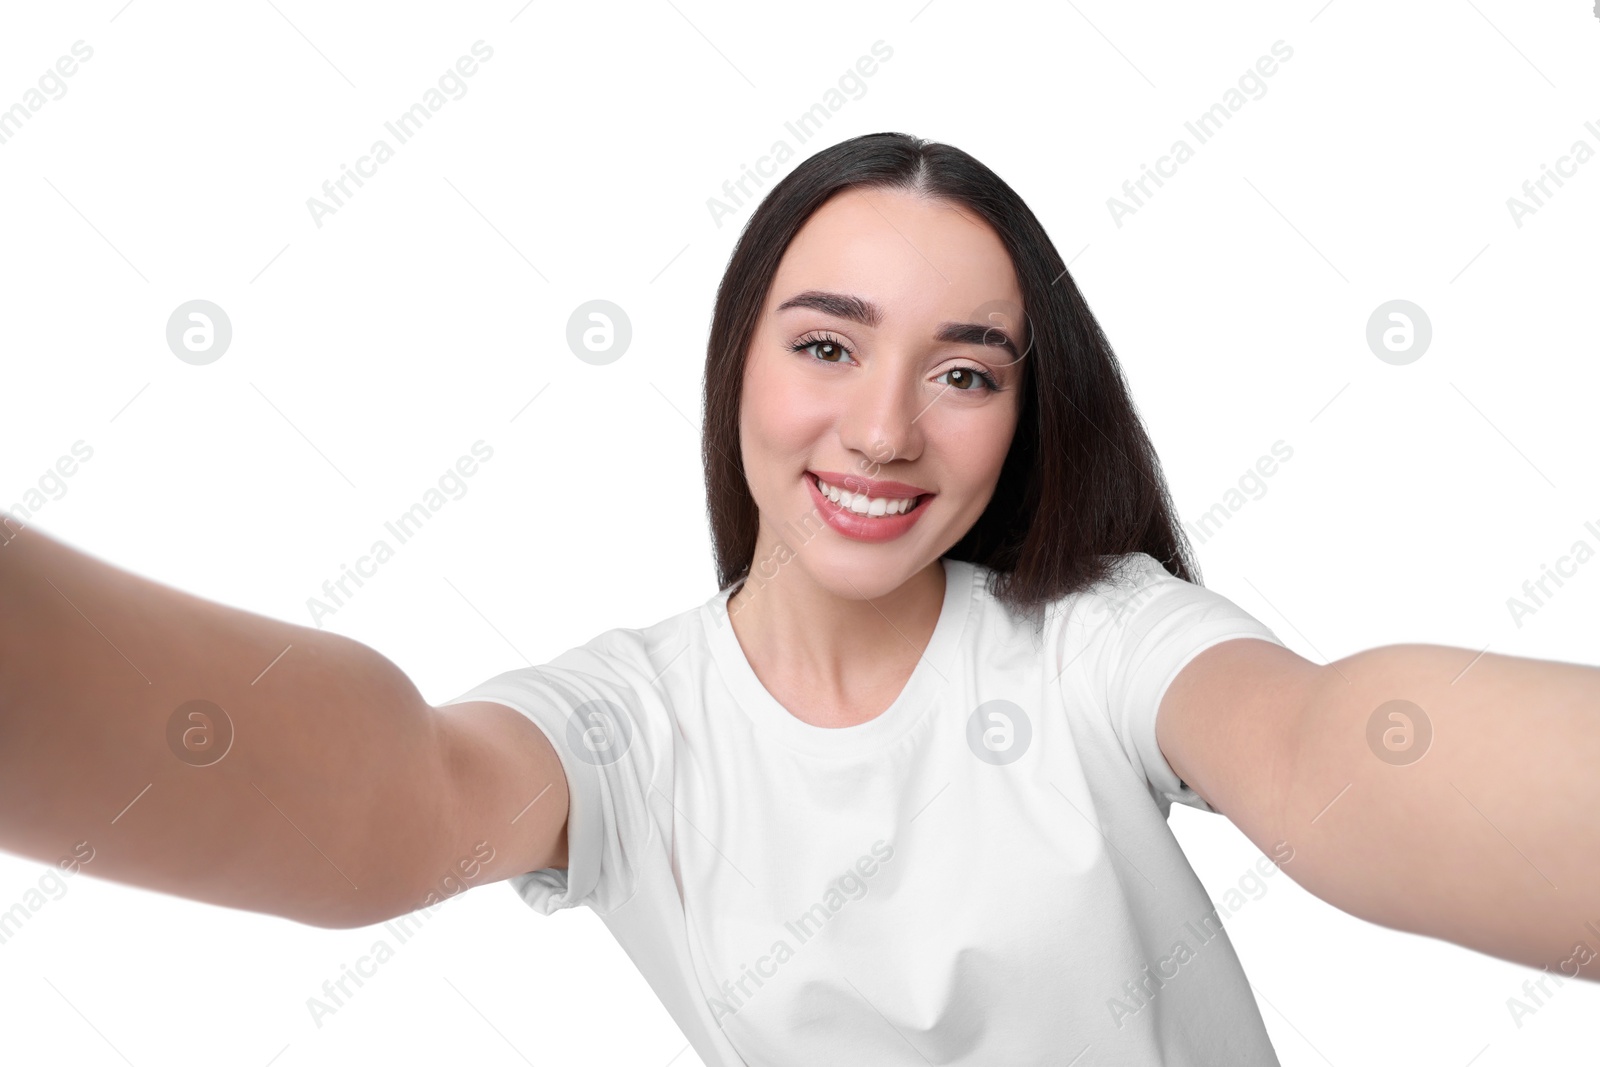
[807,470,931,499]
[809,474,925,517]
[803,470,934,543]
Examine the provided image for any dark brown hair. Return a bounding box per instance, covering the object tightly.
[701,131,1198,624]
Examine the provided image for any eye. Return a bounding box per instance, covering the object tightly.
[935,365,1000,392]
[789,332,853,364]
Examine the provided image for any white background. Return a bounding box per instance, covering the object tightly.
[3,0,1598,1063]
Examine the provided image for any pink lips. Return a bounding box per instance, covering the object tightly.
[807,470,931,498]
[805,471,934,544]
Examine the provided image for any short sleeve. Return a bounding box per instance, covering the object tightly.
[1059,553,1285,814]
[439,633,665,915]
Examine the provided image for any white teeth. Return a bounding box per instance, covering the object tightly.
[813,475,920,517]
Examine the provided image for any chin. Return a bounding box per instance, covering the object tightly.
[805,542,940,602]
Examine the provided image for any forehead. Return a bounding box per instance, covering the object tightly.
[767,188,1024,327]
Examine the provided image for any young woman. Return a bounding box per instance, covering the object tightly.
[2,132,1596,1065]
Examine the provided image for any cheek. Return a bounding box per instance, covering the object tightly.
[741,355,785,429]
[742,353,833,455]
[984,391,1022,469]
[935,402,1016,503]
[982,414,1017,476]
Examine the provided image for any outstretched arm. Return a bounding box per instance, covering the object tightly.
[0,523,569,929]
[1157,637,1600,980]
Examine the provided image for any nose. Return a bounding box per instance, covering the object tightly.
[835,350,926,472]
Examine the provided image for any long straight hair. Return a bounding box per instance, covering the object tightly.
[702,131,1198,623]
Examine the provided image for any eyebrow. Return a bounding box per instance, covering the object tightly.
[775,289,1021,362]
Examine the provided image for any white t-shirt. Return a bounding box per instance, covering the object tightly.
[443,552,1287,1065]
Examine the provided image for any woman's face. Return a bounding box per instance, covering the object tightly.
[739,187,1026,601]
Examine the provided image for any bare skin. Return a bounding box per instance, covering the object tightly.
[1,184,1595,989]
[726,188,1024,728]
[1162,636,1600,978]
[0,526,568,928]
[0,186,1024,926]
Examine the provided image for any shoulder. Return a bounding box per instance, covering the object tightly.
[971,551,1182,640]
[955,552,1177,650]
[445,596,709,727]
[1043,551,1282,681]
[546,600,703,685]
[1063,552,1185,626]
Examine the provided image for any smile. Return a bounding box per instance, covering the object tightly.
[811,474,924,517]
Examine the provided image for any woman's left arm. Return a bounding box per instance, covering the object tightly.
[1157,637,1600,980]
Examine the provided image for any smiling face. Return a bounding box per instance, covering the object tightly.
[738,186,1027,601]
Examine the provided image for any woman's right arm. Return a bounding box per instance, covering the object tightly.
[0,523,569,928]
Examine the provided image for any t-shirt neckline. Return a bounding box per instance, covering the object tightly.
[699,556,978,758]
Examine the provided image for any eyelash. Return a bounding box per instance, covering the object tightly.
[787,332,1002,393]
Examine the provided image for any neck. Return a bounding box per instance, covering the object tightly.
[725,534,946,721]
